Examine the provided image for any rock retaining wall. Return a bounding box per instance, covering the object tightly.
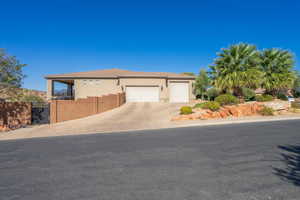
[172,101,290,121]
[0,102,32,131]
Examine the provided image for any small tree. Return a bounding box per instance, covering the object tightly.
[193,69,210,99]
[0,49,26,100]
[292,71,300,97]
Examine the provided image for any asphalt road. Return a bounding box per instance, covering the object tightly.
[1,120,300,200]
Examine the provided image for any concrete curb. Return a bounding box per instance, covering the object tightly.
[87,115,300,135]
[172,116,300,129]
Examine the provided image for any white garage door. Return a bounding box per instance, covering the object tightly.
[126,86,159,102]
[169,82,189,103]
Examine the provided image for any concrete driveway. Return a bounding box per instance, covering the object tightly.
[0,103,187,140]
[1,120,300,200]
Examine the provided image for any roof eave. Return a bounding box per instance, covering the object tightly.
[45,75,195,80]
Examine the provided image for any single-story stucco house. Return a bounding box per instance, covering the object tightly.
[45,68,196,103]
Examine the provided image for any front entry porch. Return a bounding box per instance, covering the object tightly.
[47,79,74,100]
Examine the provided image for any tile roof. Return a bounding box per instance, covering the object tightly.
[45,68,195,79]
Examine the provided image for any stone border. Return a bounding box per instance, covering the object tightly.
[172,115,300,129]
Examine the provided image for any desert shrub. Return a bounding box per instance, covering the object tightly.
[242,88,255,101]
[206,88,219,100]
[180,106,193,115]
[201,101,221,111]
[21,95,45,103]
[291,102,300,109]
[263,94,274,101]
[255,94,273,102]
[277,93,288,101]
[255,95,264,102]
[215,94,238,106]
[259,106,275,116]
[193,102,206,109]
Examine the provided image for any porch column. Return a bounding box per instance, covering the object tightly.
[67,84,73,97]
[47,79,54,101]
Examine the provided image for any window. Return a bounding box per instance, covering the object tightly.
[53,81,71,97]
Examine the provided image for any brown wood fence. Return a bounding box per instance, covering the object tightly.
[50,93,126,123]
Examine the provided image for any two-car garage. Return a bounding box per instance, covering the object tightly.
[126,82,189,103]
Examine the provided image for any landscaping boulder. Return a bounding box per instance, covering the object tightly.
[262,101,290,111]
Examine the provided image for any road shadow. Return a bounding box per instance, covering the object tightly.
[273,144,300,186]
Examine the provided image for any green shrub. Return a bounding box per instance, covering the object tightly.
[206,88,219,100]
[263,94,274,101]
[259,106,275,116]
[277,93,288,101]
[242,88,255,101]
[255,95,264,102]
[193,102,206,109]
[255,94,273,102]
[215,94,238,106]
[291,102,300,109]
[180,106,193,115]
[201,101,221,111]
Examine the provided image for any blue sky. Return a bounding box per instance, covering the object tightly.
[1,0,300,91]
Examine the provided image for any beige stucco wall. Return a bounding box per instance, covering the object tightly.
[46,80,53,100]
[74,79,122,99]
[70,78,195,102]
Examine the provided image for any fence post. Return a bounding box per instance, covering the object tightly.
[50,100,57,124]
[98,96,102,113]
[92,97,97,114]
[117,93,120,107]
[123,92,125,104]
[95,97,99,113]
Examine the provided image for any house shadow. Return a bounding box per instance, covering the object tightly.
[273,144,300,186]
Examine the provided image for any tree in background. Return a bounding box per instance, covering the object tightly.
[292,71,300,97]
[0,49,26,101]
[193,69,210,99]
[181,72,195,76]
[260,49,296,96]
[210,43,262,96]
[206,88,220,101]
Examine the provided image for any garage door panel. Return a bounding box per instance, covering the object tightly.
[169,83,189,103]
[126,87,159,102]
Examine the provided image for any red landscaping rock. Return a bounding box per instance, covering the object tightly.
[171,101,289,122]
[0,125,9,132]
[218,110,229,118]
[262,101,290,111]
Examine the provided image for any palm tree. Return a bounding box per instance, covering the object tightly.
[210,43,262,96]
[260,49,296,95]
